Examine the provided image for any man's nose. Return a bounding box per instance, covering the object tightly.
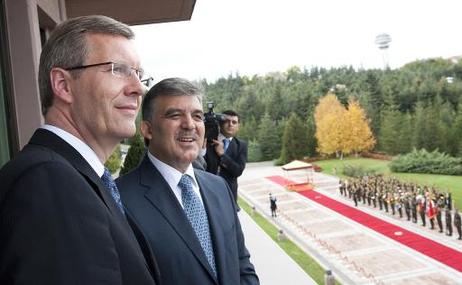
[181,114,195,129]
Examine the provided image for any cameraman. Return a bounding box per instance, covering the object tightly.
[205,110,248,207]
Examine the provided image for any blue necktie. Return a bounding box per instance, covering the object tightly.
[101,168,125,214]
[223,138,230,152]
[178,175,217,277]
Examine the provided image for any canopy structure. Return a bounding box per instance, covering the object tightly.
[281,160,314,191]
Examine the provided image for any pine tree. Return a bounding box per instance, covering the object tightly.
[237,116,258,142]
[247,139,262,162]
[278,113,309,164]
[305,114,317,157]
[450,103,462,156]
[257,113,281,161]
[395,112,413,154]
[379,104,402,154]
[120,132,145,176]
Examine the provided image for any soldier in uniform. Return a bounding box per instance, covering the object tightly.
[436,195,445,233]
[418,196,426,227]
[396,194,403,218]
[367,187,372,206]
[339,180,345,196]
[362,185,367,205]
[404,195,411,221]
[371,190,377,208]
[378,189,383,210]
[427,198,436,230]
[446,192,452,211]
[446,207,453,236]
[454,208,461,240]
[411,195,418,223]
[383,191,389,213]
[352,184,358,207]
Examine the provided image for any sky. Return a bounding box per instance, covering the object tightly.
[132,0,462,83]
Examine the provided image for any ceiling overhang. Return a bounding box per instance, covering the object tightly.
[65,0,196,26]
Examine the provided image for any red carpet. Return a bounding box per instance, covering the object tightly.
[266,175,462,272]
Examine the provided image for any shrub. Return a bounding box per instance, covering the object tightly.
[389,148,462,175]
[342,164,376,178]
[105,145,122,174]
[120,133,146,176]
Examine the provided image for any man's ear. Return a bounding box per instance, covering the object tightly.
[50,67,73,104]
[140,120,153,140]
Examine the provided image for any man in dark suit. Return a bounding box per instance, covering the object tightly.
[116,78,259,285]
[0,15,158,284]
[205,110,248,204]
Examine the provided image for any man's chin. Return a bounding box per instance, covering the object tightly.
[183,151,199,163]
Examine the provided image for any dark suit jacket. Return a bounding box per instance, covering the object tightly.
[0,129,158,285]
[205,137,247,202]
[116,155,259,285]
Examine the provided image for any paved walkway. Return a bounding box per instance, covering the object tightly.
[238,161,462,285]
[238,210,317,285]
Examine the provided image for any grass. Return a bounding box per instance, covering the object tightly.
[314,157,462,209]
[238,197,341,285]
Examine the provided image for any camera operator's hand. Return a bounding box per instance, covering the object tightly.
[212,139,225,157]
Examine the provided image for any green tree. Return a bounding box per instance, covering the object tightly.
[257,113,281,161]
[247,139,263,162]
[278,113,309,164]
[449,103,462,156]
[305,114,317,157]
[379,103,401,154]
[120,132,145,176]
[395,112,413,154]
[238,116,258,142]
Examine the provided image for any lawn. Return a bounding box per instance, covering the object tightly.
[314,157,462,209]
[238,197,340,285]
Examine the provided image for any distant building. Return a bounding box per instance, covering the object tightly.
[0,0,196,167]
[448,55,462,64]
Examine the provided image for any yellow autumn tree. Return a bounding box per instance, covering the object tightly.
[343,98,376,154]
[314,92,346,156]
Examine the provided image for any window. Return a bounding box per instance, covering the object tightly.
[0,0,11,167]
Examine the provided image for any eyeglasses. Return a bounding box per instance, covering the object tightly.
[65,62,152,86]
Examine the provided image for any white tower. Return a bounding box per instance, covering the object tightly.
[375,33,392,69]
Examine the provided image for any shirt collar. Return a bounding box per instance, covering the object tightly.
[218,133,233,142]
[147,151,198,189]
[42,124,105,177]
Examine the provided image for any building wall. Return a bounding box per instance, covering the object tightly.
[3,0,63,158]
[0,0,195,167]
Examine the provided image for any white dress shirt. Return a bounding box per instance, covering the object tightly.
[41,124,105,177]
[146,151,204,208]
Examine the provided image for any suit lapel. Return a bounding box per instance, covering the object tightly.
[139,156,218,282]
[227,138,237,155]
[29,129,126,219]
[194,171,228,282]
[29,129,157,281]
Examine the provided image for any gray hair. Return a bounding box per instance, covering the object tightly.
[39,15,135,115]
[142,77,203,122]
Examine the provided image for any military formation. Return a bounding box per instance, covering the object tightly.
[339,175,462,240]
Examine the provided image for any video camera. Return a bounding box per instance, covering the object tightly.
[203,101,225,146]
